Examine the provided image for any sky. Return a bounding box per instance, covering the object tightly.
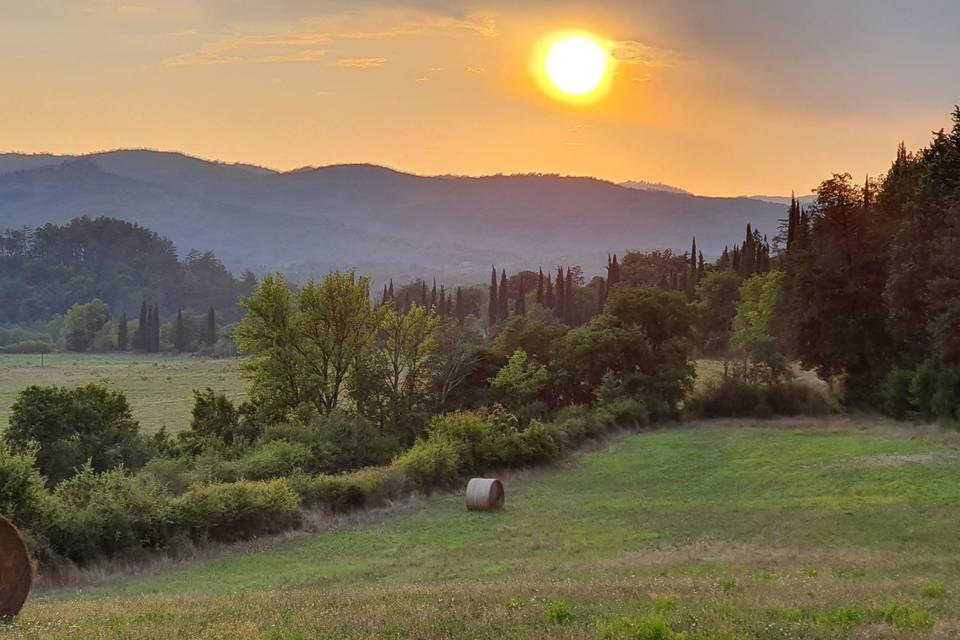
[2,0,959,196]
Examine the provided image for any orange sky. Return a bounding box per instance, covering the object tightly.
[3,2,959,196]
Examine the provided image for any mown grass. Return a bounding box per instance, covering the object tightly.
[8,417,960,638]
[0,353,245,434]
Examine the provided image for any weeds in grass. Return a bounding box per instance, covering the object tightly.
[882,601,935,628]
[921,582,946,598]
[544,599,574,624]
[598,614,676,640]
[506,596,526,610]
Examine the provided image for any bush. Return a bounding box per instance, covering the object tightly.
[512,420,562,464]
[911,361,939,418]
[47,465,175,561]
[237,440,312,480]
[598,397,650,429]
[880,368,916,419]
[393,438,462,492]
[175,479,301,542]
[4,383,154,485]
[288,467,404,512]
[930,365,960,421]
[687,378,829,418]
[1,340,54,354]
[0,444,52,537]
[139,456,196,495]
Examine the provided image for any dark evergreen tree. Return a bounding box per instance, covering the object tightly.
[174,309,188,352]
[555,266,565,319]
[608,254,621,287]
[151,305,161,352]
[206,307,217,345]
[498,269,509,321]
[430,280,437,309]
[515,275,526,316]
[545,274,555,309]
[597,279,607,314]
[136,301,148,351]
[564,268,574,325]
[536,268,544,305]
[488,266,498,326]
[455,287,465,325]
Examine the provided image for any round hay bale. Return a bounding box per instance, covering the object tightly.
[0,516,33,621]
[465,478,504,512]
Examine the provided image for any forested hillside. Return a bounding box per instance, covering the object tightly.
[0,150,785,281]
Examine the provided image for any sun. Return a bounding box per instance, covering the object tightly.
[534,31,614,104]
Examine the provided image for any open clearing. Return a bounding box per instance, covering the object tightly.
[0,354,245,434]
[10,417,960,639]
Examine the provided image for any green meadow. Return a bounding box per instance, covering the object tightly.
[11,418,960,639]
[0,354,245,435]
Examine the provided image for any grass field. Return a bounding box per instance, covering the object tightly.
[11,417,960,639]
[0,353,246,434]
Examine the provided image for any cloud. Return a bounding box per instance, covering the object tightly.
[163,10,497,67]
[331,57,386,69]
[610,40,679,68]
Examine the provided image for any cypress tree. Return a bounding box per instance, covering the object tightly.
[719,246,731,270]
[431,280,437,309]
[137,301,148,351]
[609,254,620,287]
[118,312,128,351]
[498,269,509,321]
[388,279,395,302]
[420,281,428,307]
[488,266,498,326]
[438,284,446,316]
[697,251,706,281]
[564,268,574,324]
[555,266,565,319]
[456,287,465,325]
[206,307,217,345]
[536,268,544,305]
[740,224,756,277]
[690,237,698,286]
[151,305,161,352]
[382,284,389,305]
[516,275,526,316]
[174,309,187,353]
[545,274,555,309]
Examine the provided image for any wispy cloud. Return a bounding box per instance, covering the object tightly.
[331,57,386,69]
[163,11,497,67]
[610,40,679,68]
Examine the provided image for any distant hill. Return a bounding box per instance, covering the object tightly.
[746,194,818,207]
[0,150,790,282]
[620,180,693,196]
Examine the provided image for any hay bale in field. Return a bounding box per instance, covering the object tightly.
[465,478,504,512]
[0,516,33,621]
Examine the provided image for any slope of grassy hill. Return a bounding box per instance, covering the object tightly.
[12,418,960,639]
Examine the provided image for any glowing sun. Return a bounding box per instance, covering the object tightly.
[534,31,614,104]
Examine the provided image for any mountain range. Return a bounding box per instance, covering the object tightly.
[0,150,793,283]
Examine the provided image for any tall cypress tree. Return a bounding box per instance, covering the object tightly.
[564,268,574,325]
[456,287,465,325]
[420,281,428,307]
[206,307,217,345]
[174,309,187,352]
[438,284,446,316]
[555,266,565,319]
[387,279,395,302]
[151,305,161,353]
[430,280,438,309]
[690,237,698,286]
[137,301,148,351]
[609,254,620,287]
[118,312,128,351]
[697,251,706,281]
[488,266,498,326]
[516,275,526,316]
[545,274,555,309]
[536,268,544,305]
[740,224,756,277]
[498,269,509,321]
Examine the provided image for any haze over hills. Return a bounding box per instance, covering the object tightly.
[0,150,790,283]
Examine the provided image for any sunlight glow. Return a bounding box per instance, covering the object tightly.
[534,31,614,105]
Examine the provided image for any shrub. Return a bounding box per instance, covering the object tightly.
[424,408,517,473]
[911,361,939,418]
[2,340,54,354]
[882,601,935,629]
[4,383,154,485]
[880,368,916,419]
[599,614,676,640]
[930,365,960,421]
[393,438,462,492]
[47,464,175,561]
[175,478,302,542]
[237,440,312,480]
[139,456,196,495]
[512,420,562,465]
[288,467,404,512]
[0,444,52,535]
[598,397,650,429]
[544,599,575,625]
[687,378,828,418]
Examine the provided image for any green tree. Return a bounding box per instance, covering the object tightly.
[4,384,151,485]
[64,299,111,352]
[695,270,742,374]
[732,271,789,383]
[174,309,188,352]
[237,271,377,419]
[490,349,548,403]
[488,267,498,327]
